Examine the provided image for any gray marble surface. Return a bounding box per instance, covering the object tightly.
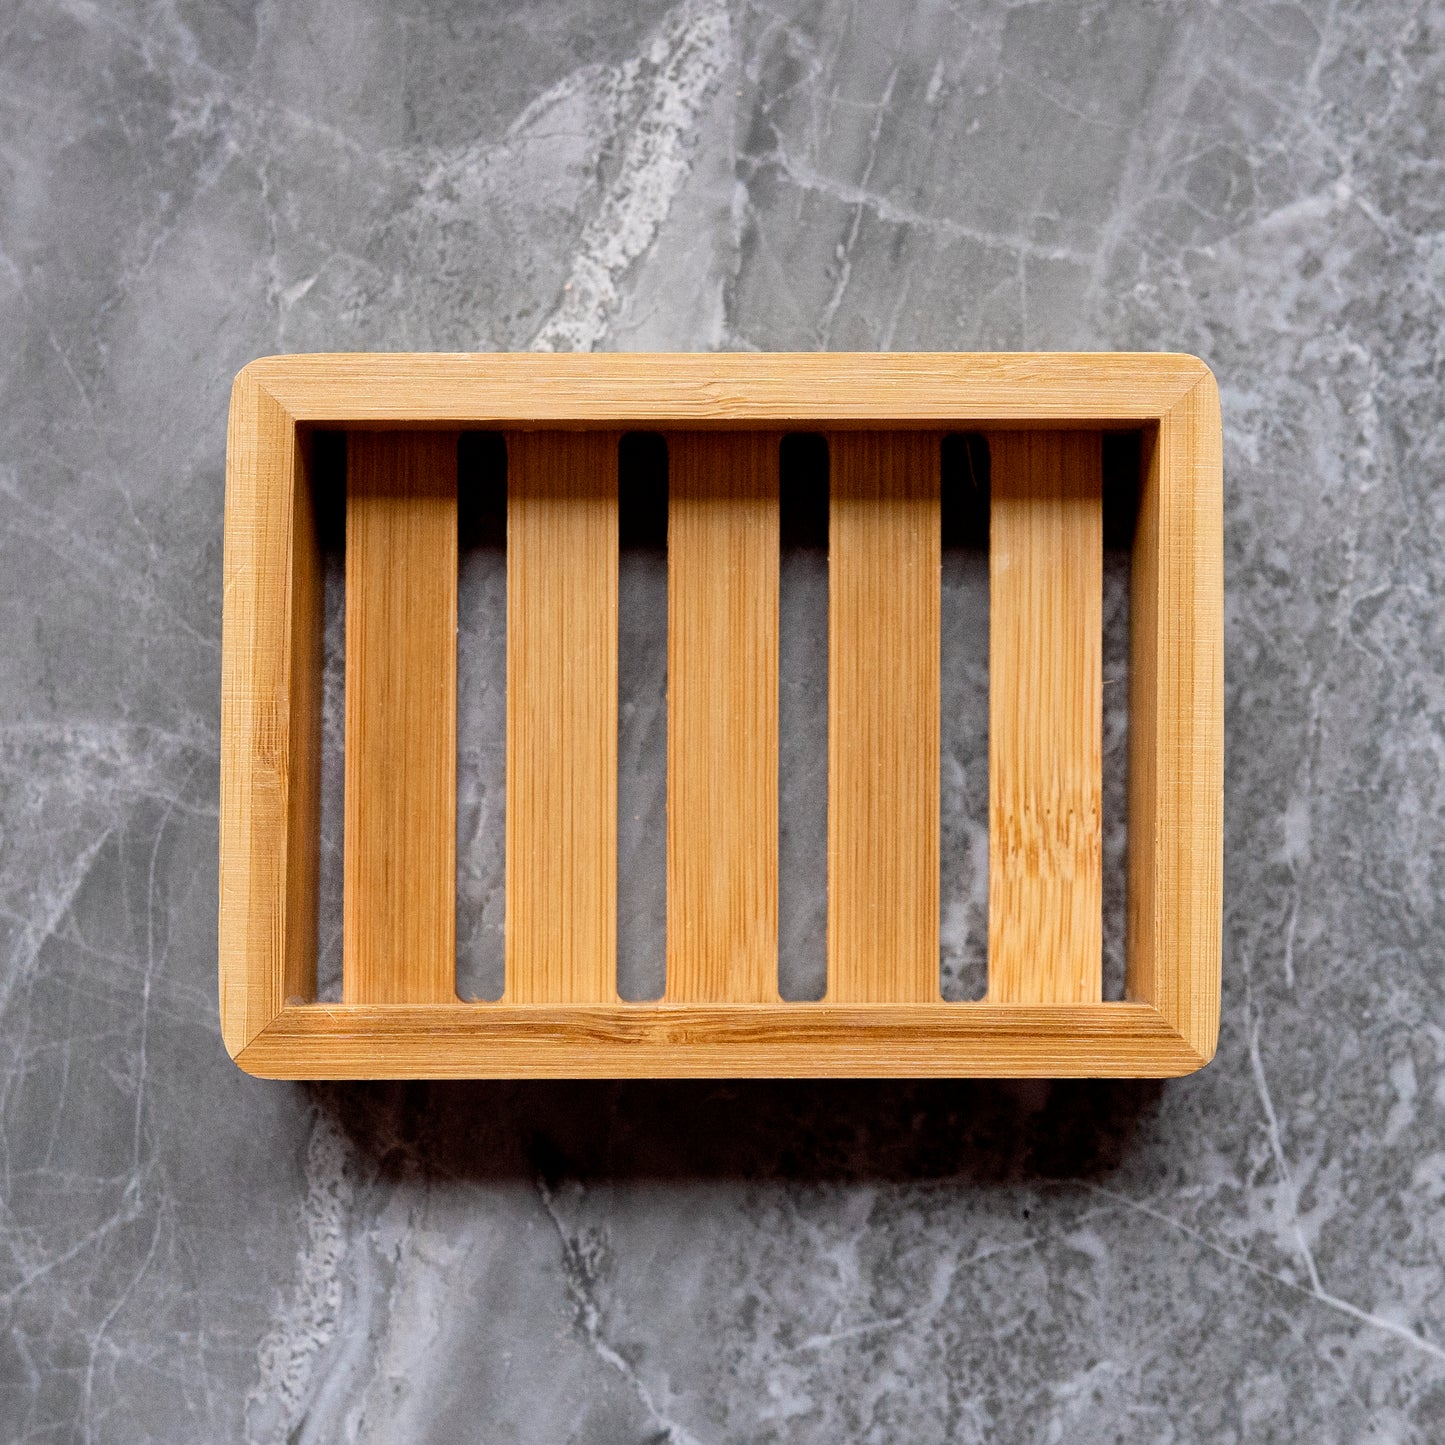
[3,0,1445,1439]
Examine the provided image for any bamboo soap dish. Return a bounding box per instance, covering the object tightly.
[220,352,1221,1080]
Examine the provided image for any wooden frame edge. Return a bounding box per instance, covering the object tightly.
[219,370,319,1057]
[1127,367,1223,1064]
[237,352,1211,427]
[232,1002,1210,1080]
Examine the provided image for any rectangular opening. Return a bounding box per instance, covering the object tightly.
[1101,430,1139,1002]
[616,432,668,1001]
[777,433,830,1001]
[312,430,347,1003]
[456,432,508,1001]
[939,433,989,1002]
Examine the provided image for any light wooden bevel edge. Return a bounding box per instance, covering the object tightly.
[237,351,1211,427]
[219,354,1222,1078]
[1126,370,1223,1063]
[232,1002,1204,1079]
[219,366,323,1056]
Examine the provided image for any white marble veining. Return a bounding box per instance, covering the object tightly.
[3,0,1445,1439]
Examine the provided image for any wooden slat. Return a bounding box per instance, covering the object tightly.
[343,432,459,1004]
[506,431,618,1003]
[665,432,779,1002]
[827,432,941,1003]
[988,432,1102,1003]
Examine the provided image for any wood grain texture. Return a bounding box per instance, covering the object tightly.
[234,1002,1206,1079]
[666,432,780,1003]
[506,431,619,1003]
[1127,377,1223,1059]
[988,432,1103,1004]
[343,432,459,1004]
[243,352,1212,427]
[219,373,322,1054]
[827,432,941,1003]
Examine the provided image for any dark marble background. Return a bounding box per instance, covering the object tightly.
[4,0,1445,1440]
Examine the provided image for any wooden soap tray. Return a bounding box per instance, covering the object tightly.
[220,353,1221,1079]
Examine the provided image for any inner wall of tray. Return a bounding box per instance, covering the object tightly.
[307,426,1138,1004]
